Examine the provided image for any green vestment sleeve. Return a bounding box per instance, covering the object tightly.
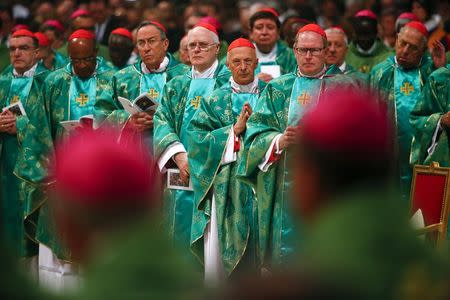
[410,67,450,167]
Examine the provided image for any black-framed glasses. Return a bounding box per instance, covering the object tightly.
[71,56,97,64]
[294,47,324,56]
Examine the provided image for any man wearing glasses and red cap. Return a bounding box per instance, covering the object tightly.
[153,22,230,259]
[35,30,116,290]
[95,22,188,147]
[0,29,50,265]
[238,24,356,268]
[370,21,446,202]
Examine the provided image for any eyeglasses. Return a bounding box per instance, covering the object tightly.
[294,47,324,56]
[187,42,217,51]
[71,56,96,64]
[137,38,164,48]
[9,45,36,53]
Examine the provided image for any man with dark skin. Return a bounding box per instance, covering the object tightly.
[346,10,392,73]
[108,28,134,69]
[36,29,116,291]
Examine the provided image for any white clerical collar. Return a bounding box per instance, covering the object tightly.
[297,65,327,79]
[356,41,377,55]
[142,56,169,74]
[255,43,277,63]
[13,62,37,77]
[338,62,347,72]
[230,76,259,94]
[192,59,218,79]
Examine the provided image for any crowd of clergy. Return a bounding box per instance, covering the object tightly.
[0,0,450,299]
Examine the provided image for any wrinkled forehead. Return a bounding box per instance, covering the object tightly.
[187,27,215,44]
[228,47,256,59]
[296,31,325,47]
[326,31,345,43]
[10,36,35,47]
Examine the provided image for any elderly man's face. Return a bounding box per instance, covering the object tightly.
[226,47,258,85]
[325,31,347,67]
[69,38,97,78]
[294,32,326,76]
[395,27,426,69]
[250,18,279,51]
[9,36,38,74]
[136,25,169,70]
[187,28,219,71]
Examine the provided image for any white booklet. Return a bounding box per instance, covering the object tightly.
[260,64,281,79]
[118,92,158,115]
[2,101,26,116]
[60,115,94,131]
[167,168,193,191]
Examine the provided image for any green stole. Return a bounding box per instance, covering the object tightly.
[6,76,33,106]
[1,75,33,255]
[173,78,216,249]
[393,65,421,200]
[231,93,258,115]
[69,75,97,120]
[140,72,167,103]
[287,77,321,126]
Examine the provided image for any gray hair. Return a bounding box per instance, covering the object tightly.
[398,25,427,49]
[324,28,348,45]
[187,26,219,44]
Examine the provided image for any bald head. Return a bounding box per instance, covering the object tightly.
[68,38,97,78]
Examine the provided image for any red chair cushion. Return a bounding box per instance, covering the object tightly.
[412,173,447,226]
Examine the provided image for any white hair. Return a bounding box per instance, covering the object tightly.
[324,28,348,45]
[187,26,219,44]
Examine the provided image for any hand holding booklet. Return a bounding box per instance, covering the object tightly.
[2,101,26,116]
[60,115,94,131]
[167,168,193,191]
[118,92,158,115]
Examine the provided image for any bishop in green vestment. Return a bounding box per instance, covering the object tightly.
[37,30,116,264]
[238,25,358,268]
[96,21,189,144]
[370,22,445,201]
[153,24,231,260]
[34,32,69,72]
[248,9,296,83]
[187,38,262,282]
[0,30,51,258]
[345,10,392,74]
[410,65,450,167]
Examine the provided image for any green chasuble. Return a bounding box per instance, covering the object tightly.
[370,55,435,201]
[153,63,230,254]
[0,66,51,257]
[35,52,69,73]
[237,65,359,267]
[187,83,259,275]
[410,66,450,167]
[36,57,115,260]
[346,39,392,74]
[95,53,189,128]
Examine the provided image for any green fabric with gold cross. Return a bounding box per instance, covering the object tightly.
[153,63,230,259]
[35,57,115,260]
[370,55,436,202]
[0,66,51,258]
